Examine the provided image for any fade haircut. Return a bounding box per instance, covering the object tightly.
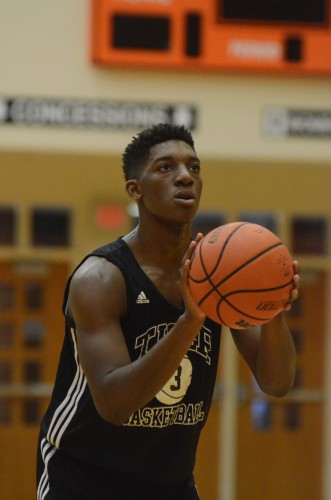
[122,123,195,181]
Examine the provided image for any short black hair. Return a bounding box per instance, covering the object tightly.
[122,123,195,181]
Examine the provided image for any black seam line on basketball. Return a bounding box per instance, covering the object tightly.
[222,279,294,297]
[216,297,279,323]
[205,278,292,324]
[215,296,249,326]
[214,278,293,325]
[197,241,284,306]
[192,222,250,285]
[199,278,293,309]
[215,295,262,325]
[217,306,269,324]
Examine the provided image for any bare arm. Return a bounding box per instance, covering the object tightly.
[230,261,299,397]
[69,241,206,425]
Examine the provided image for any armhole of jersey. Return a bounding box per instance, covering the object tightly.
[61,253,93,317]
[91,241,139,320]
[62,240,136,322]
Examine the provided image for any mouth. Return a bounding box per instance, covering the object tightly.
[174,189,195,202]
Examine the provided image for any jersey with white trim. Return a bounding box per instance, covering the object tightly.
[38,237,221,484]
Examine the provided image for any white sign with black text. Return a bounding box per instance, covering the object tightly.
[0,96,197,130]
[263,107,331,138]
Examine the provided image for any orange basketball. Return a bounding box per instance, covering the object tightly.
[188,222,294,329]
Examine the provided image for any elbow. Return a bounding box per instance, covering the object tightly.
[257,358,296,398]
[94,399,132,426]
[98,410,126,426]
[259,375,295,398]
[89,379,134,425]
[264,385,292,398]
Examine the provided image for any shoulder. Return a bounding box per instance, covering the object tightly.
[69,256,127,318]
[72,255,122,285]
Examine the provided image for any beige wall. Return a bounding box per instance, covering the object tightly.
[1,150,330,214]
[1,148,329,268]
[1,0,331,161]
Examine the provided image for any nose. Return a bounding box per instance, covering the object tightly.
[175,164,194,185]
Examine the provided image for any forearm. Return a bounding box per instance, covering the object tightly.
[95,314,204,424]
[255,313,296,397]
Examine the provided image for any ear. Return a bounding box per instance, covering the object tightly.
[125,179,142,201]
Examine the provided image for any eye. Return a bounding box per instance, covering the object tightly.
[159,163,173,172]
[189,163,201,173]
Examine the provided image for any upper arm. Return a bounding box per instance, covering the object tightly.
[68,257,131,408]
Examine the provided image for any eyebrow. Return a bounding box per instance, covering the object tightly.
[154,154,200,163]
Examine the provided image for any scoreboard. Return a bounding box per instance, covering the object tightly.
[91,0,331,75]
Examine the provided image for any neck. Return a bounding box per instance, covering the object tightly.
[125,222,193,271]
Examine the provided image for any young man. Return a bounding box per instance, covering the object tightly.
[37,124,298,499]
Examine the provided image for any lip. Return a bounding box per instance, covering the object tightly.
[174,189,195,201]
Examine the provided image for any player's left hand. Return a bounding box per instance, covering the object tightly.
[284,260,300,311]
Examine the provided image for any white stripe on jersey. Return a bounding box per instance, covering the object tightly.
[37,327,87,498]
[47,327,87,447]
[37,439,56,500]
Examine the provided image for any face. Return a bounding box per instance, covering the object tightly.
[126,140,202,225]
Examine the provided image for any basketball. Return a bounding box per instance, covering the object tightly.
[188,222,294,329]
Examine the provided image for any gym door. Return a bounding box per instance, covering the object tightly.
[236,269,326,500]
[0,260,68,500]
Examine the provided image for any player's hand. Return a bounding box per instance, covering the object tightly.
[181,234,206,323]
[284,260,300,311]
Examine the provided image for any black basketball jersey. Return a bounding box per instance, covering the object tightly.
[37,238,221,496]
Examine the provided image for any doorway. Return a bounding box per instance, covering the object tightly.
[0,260,68,500]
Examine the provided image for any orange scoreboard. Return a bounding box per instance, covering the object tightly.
[91,0,331,75]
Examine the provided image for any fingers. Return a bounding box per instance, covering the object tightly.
[181,258,190,281]
[195,232,203,244]
[180,239,206,321]
[292,260,301,292]
[293,260,300,275]
[182,233,203,266]
[181,258,206,322]
[284,260,301,311]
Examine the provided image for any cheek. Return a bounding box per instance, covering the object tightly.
[141,184,168,208]
[143,180,168,198]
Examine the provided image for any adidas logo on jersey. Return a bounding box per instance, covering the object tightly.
[136,291,150,304]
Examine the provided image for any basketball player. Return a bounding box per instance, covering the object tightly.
[37,124,299,499]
